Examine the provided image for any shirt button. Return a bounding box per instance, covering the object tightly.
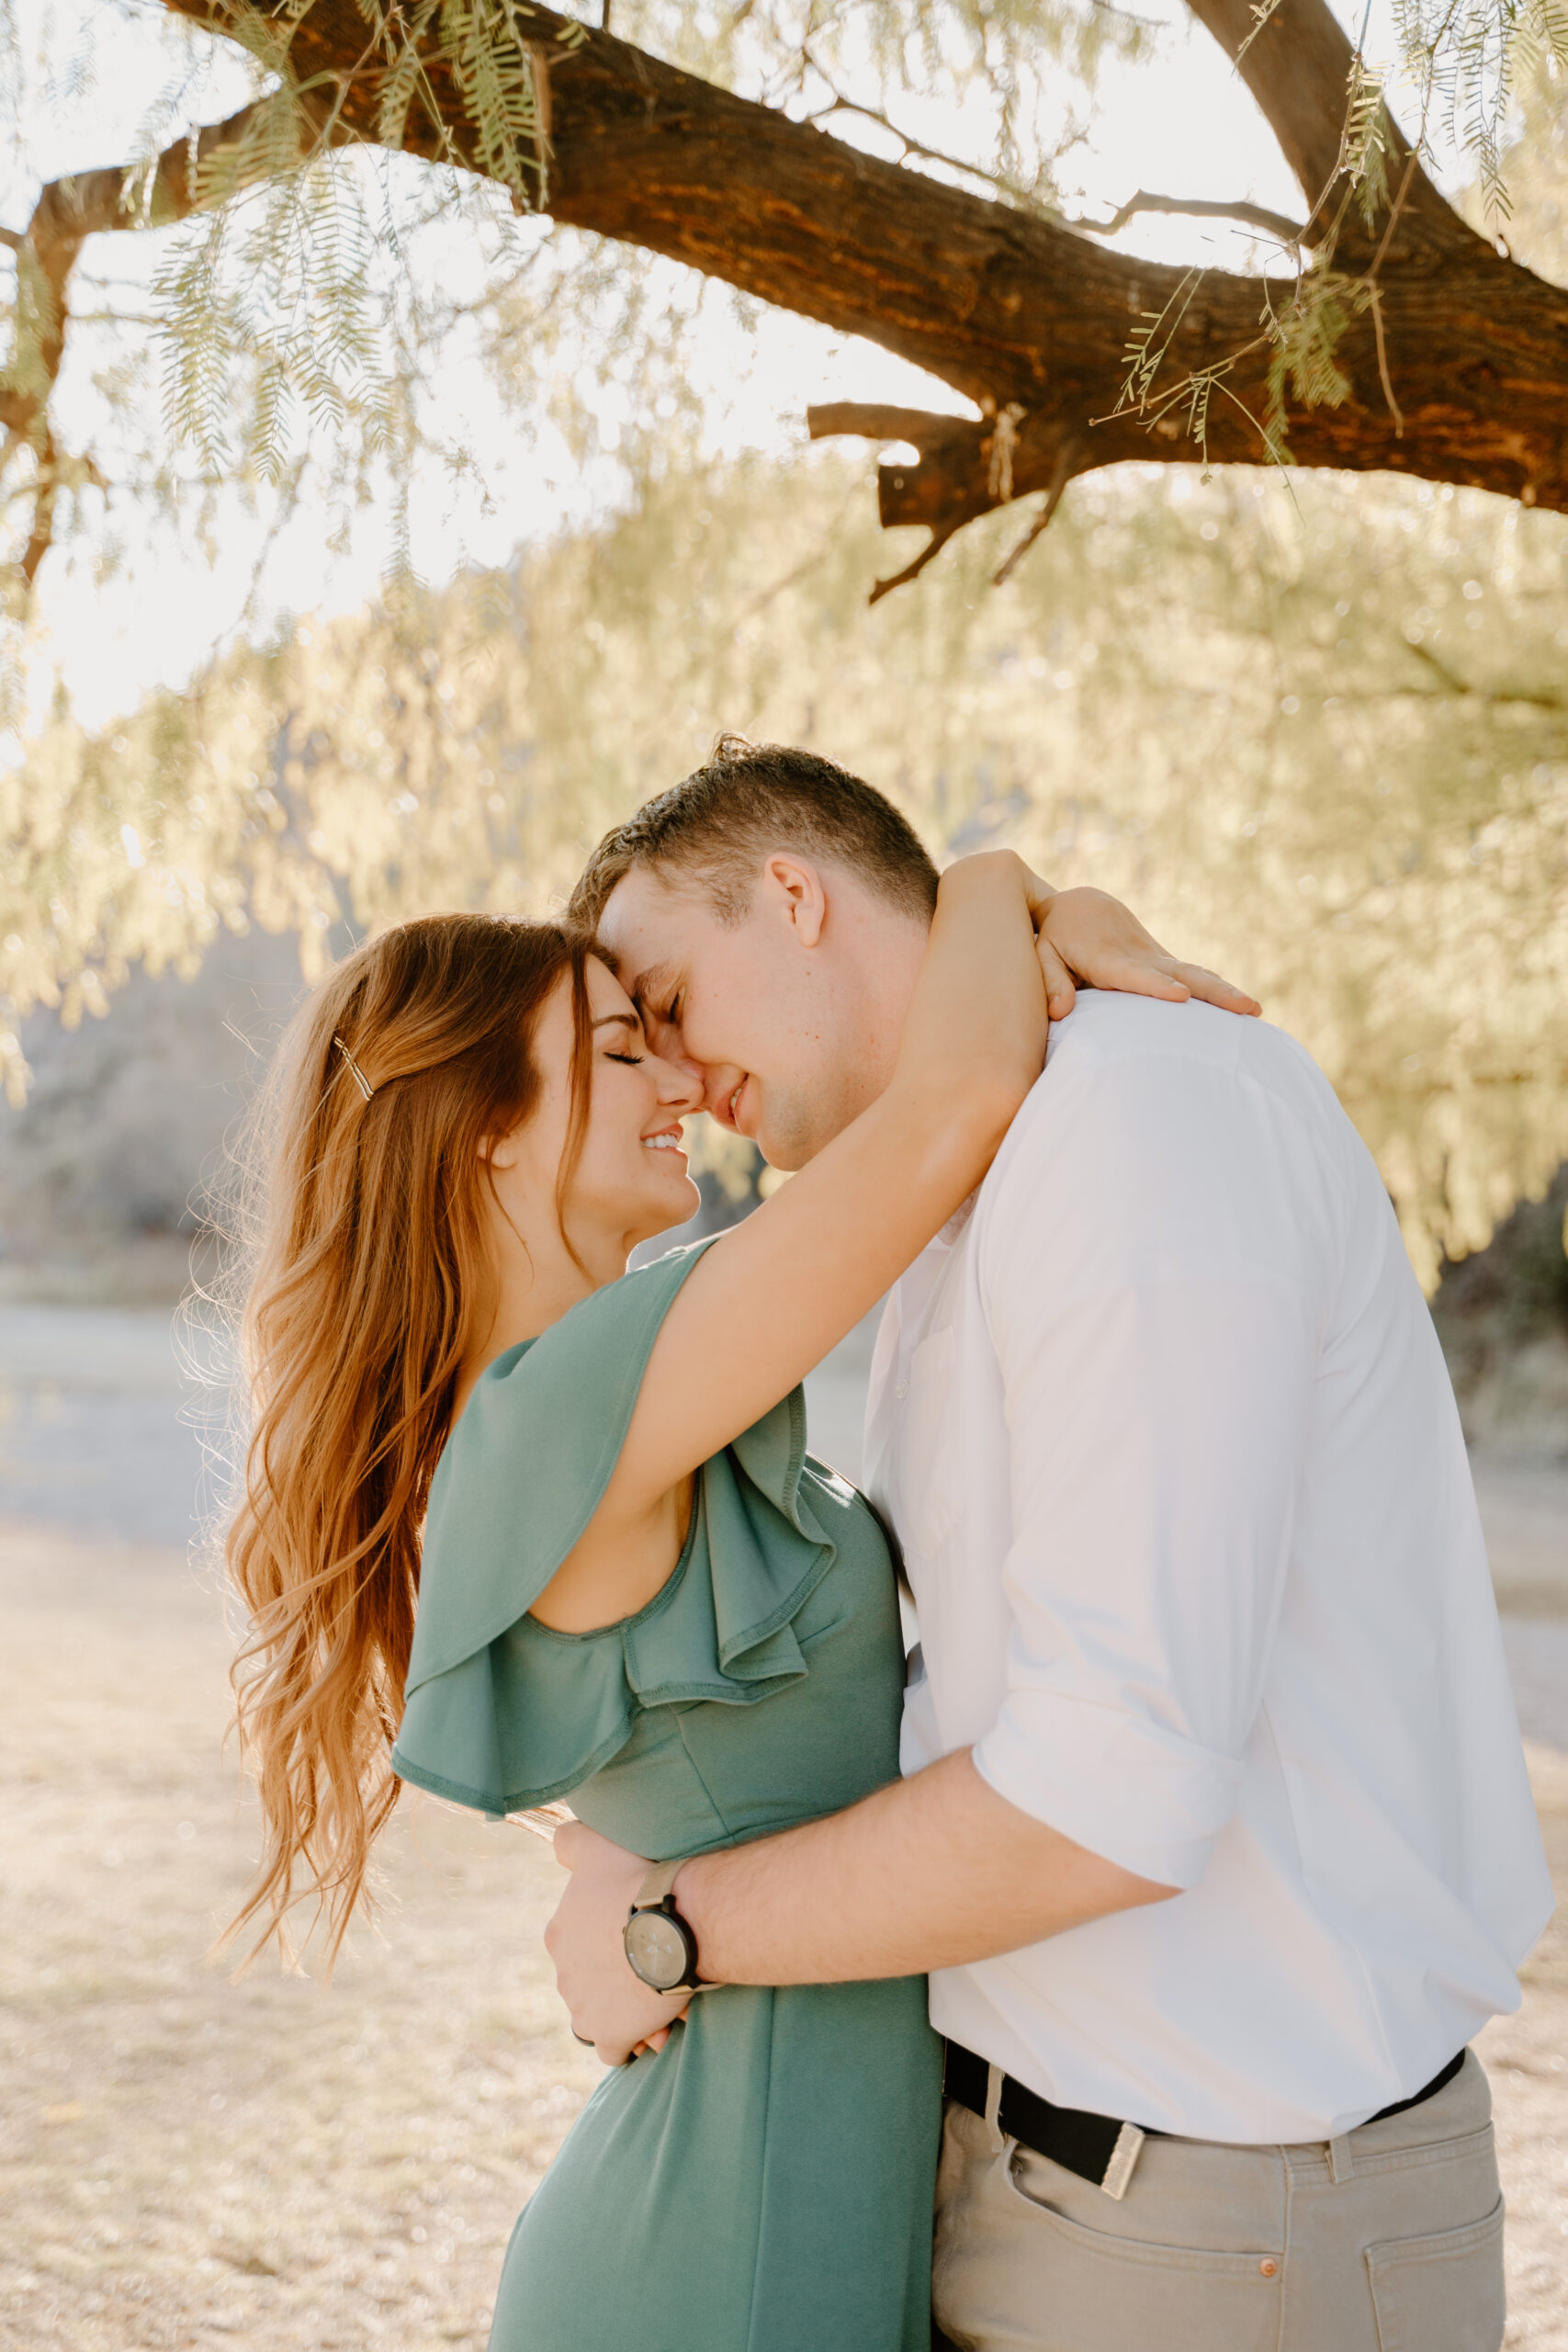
[1259,2260,1279,2278]
[895,1379,909,1400]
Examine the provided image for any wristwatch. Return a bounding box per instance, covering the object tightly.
[623,1859,710,1995]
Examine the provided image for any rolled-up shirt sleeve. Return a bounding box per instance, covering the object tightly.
[971,1043,1326,1891]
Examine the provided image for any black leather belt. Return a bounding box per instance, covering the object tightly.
[943,2041,1149,2200]
[943,2041,1467,2201]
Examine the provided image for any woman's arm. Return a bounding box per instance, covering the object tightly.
[610,876,1257,1508]
[609,850,1047,1511]
[530,863,1256,1632]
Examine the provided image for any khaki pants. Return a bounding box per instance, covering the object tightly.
[932,2051,1505,2352]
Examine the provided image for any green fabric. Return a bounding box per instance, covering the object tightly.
[391,1243,942,2352]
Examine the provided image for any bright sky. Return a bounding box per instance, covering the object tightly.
[2,0,1462,733]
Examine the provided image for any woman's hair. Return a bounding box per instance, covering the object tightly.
[220,911,603,1969]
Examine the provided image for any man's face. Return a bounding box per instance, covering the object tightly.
[593,862,886,1169]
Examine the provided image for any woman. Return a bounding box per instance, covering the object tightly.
[224,855,1245,2350]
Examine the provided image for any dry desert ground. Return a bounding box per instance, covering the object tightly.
[0,1304,1563,2349]
[0,1514,604,2351]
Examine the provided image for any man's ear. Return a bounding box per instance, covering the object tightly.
[761,853,828,949]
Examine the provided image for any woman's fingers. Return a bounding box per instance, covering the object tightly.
[1170,963,1261,1015]
[1096,953,1190,1003]
[1096,951,1259,1015]
[1037,935,1077,1022]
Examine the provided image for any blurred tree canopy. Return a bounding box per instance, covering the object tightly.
[6,447,1564,1286]
[3,0,1566,1286]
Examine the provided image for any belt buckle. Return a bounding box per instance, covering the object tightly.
[1100,2121,1145,2201]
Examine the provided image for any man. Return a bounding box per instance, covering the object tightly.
[547,736,1551,2351]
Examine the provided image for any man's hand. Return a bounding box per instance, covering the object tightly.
[547,1820,692,2064]
[549,1757,1171,2013]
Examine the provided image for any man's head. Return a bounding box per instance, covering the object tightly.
[568,737,937,1169]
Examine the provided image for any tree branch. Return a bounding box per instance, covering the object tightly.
[1071,189,1310,247]
[806,403,979,456]
[1181,0,1469,259]
[804,85,1050,214]
[808,401,1085,543]
[866,520,963,605]
[1404,637,1568,711]
[992,434,1084,585]
[100,0,1568,581]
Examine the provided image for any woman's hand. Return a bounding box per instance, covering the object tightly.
[1030,884,1260,1023]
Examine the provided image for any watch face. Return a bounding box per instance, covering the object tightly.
[625,1908,692,1993]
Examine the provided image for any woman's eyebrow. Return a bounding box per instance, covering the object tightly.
[591,1012,642,1032]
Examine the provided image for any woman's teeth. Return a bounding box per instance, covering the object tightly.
[644,1134,682,1150]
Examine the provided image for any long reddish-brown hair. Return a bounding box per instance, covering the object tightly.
[221,912,603,1968]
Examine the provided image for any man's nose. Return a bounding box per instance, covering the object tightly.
[657,1054,707,1115]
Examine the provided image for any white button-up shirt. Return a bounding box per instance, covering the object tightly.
[865,992,1552,2143]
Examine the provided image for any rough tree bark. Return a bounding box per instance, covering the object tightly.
[15,0,1568,593]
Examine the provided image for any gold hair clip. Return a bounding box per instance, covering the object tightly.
[332,1034,375,1102]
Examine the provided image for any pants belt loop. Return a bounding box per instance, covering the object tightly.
[1101,2122,1146,2201]
[1327,2132,1355,2185]
[984,2063,1005,2138]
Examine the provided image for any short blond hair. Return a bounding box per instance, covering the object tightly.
[567,734,939,933]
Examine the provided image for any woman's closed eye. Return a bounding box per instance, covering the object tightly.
[606,1048,645,1067]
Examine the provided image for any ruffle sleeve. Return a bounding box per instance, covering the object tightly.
[389,1240,842,1815]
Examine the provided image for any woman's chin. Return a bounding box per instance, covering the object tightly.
[628,1169,701,1247]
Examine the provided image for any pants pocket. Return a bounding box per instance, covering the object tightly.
[1365,2193,1506,2352]
[987,2150,1284,2352]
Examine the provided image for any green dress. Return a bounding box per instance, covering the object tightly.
[390,1241,942,2352]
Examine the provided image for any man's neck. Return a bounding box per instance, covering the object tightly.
[819,884,931,1131]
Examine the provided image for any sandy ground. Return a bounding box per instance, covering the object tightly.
[1,1305,1564,2347]
[0,1517,604,2352]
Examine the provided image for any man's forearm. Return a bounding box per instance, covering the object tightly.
[677,1748,1173,1985]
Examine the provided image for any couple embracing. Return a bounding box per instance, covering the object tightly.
[228,737,1551,2352]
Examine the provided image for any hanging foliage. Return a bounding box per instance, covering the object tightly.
[4,446,1563,1283]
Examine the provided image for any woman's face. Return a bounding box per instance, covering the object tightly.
[495,957,703,1264]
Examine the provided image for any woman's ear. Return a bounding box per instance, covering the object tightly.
[762,854,828,948]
